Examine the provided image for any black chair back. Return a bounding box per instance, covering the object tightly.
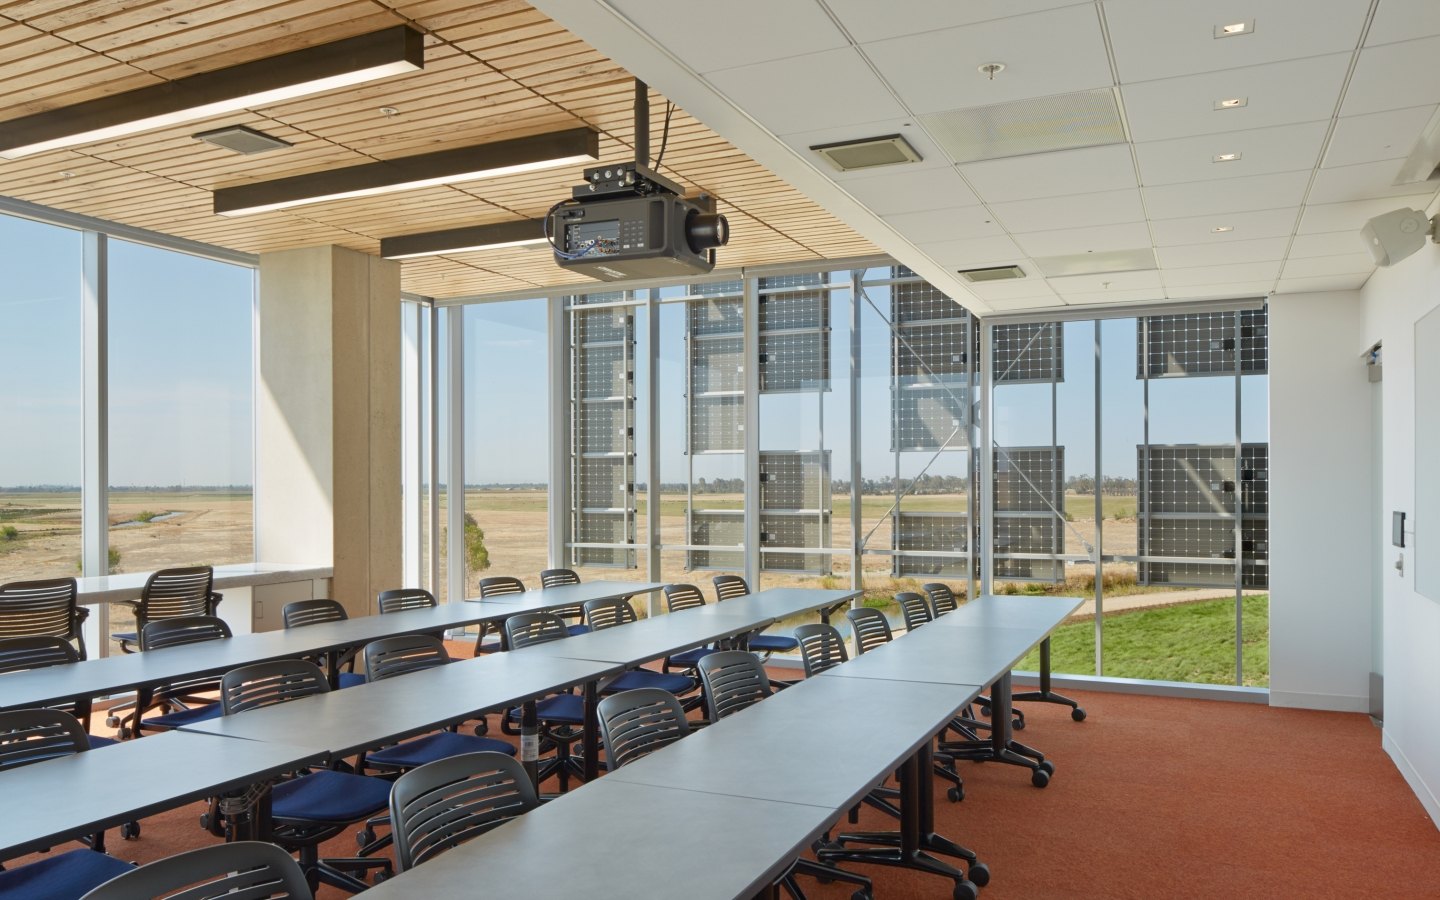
[0,708,89,771]
[896,592,932,632]
[140,566,218,624]
[538,569,579,588]
[79,841,312,900]
[711,574,750,601]
[663,583,706,613]
[0,577,88,659]
[364,635,449,681]
[696,650,771,721]
[582,597,636,631]
[282,599,347,629]
[503,612,568,649]
[478,576,525,599]
[922,583,959,616]
[140,615,231,651]
[846,607,894,655]
[597,688,689,770]
[221,659,329,715]
[794,623,848,677]
[377,588,437,615]
[390,752,538,872]
[0,637,102,729]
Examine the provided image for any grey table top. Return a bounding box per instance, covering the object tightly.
[465,581,664,605]
[0,730,325,860]
[509,605,771,667]
[933,594,1084,631]
[181,653,620,757]
[692,587,862,623]
[359,777,837,900]
[822,624,1043,687]
[605,673,978,812]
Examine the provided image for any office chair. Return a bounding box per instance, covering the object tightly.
[376,587,436,615]
[128,615,232,738]
[352,635,516,856]
[581,597,700,705]
[499,612,589,791]
[537,569,591,636]
[595,687,692,770]
[0,709,135,898]
[895,591,933,632]
[475,576,529,654]
[711,575,799,687]
[282,599,364,689]
[389,752,538,873]
[110,566,221,655]
[660,583,718,674]
[0,577,90,660]
[77,842,310,900]
[219,659,392,893]
[690,657,874,900]
[793,623,849,677]
[0,637,112,737]
[919,584,1029,731]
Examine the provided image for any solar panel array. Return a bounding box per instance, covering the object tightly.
[1137,443,1268,588]
[570,293,635,568]
[1138,308,1268,378]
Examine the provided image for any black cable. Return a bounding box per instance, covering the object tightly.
[653,102,675,170]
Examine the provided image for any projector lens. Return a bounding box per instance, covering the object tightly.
[687,211,729,252]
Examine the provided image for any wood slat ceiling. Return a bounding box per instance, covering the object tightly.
[0,0,876,297]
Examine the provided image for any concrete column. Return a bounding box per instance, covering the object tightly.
[256,246,401,618]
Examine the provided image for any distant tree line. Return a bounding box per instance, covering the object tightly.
[1065,475,1137,495]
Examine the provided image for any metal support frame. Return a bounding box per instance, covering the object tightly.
[549,295,569,570]
[1094,323,1104,675]
[849,271,863,593]
[81,231,109,653]
[427,306,441,596]
[1233,311,1245,686]
[445,306,466,604]
[978,319,995,597]
[645,290,662,584]
[400,301,423,587]
[742,275,761,587]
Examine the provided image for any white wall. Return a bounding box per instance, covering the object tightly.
[1360,229,1440,825]
[1268,291,1374,711]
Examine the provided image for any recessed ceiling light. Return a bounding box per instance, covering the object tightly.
[1215,20,1254,38]
[1214,97,1248,110]
[1212,225,1234,233]
[1213,152,1242,162]
[379,106,399,117]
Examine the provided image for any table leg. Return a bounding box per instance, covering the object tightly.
[520,699,540,788]
[1010,637,1086,721]
[582,679,599,782]
[325,649,342,690]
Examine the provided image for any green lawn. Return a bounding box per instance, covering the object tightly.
[1018,594,1269,687]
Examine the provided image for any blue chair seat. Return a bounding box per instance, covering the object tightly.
[566,624,591,637]
[142,702,224,729]
[605,670,696,695]
[109,631,138,644]
[668,646,718,668]
[507,693,586,725]
[87,735,119,749]
[367,731,516,769]
[750,634,799,653]
[271,770,391,824]
[0,848,134,900]
[337,672,367,689]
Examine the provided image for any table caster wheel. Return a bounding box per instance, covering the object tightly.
[947,786,964,803]
[1031,767,1051,788]
[473,720,489,736]
[1038,760,1055,776]
[1072,707,1087,722]
[852,890,873,900]
[372,872,387,884]
[120,821,140,840]
[355,829,375,849]
[968,863,991,887]
[953,879,980,900]
[978,706,991,718]
[1013,716,1025,731]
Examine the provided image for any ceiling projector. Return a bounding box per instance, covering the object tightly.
[1360,207,1437,267]
[548,162,729,281]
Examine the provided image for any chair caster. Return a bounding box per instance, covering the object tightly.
[372,871,388,884]
[1031,767,1051,788]
[968,863,990,887]
[978,706,991,718]
[120,821,140,840]
[852,890,873,900]
[953,879,980,900]
[1013,716,1025,730]
[947,786,964,803]
[1072,707,1087,722]
[355,829,375,849]
[1038,760,1055,775]
[473,719,489,736]
[105,715,120,729]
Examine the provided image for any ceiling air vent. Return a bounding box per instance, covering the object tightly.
[811,134,921,172]
[193,125,292,155]
[920,88,1124,164]
[959,264,1025,283]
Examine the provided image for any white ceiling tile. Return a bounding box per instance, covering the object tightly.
[884,206,1005,241]
[916,235,1025,266]
[1144,170,1312,218]
[777,120,950,173]
[1365,0,1440,46]
[611,0,849,73]
[1274,273,1372,293]
[1308,160,1440,204]
[1163,261,1283,286]
[1288,231,1369,259]
[1047,269,1163,293]
[1060,288,1165,305]
[1297,194,1438,233]
[1164,282,1275,300]
[1341,36,1440,116]
[1150,207,1301,246]
[706,48,905,135]
[960,144,1138,202]
[823,0,1090,43]
[1012,222,1152,257]
[840,167,981,215]
[1324,106,1438,168]
[983,294,1068,311]
[861,6,1112,114]
[990,189,1144,232]
[1103,0,1371,82]
[1121,54,1350,143]
[1156,237,1289,268]
[962,276,1057,300]
[1134,121,1329,186]
[1281,253,1379,278]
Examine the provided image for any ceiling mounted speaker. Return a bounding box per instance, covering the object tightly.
[811,135,921,172]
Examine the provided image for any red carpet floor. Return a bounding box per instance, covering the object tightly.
[16,688,1440,899]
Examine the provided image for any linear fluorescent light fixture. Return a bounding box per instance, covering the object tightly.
[0,26,424,160]
[380,219,547,259]
[213,127,600,216]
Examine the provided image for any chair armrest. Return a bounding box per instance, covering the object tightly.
[112,599,140,615]
[74,606,91,626]
[207,591,224,614]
